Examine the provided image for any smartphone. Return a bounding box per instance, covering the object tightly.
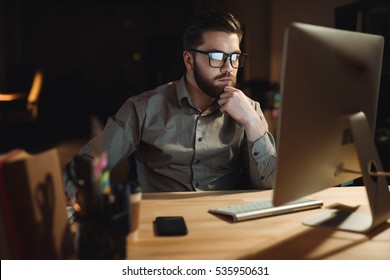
[154,216,188,236]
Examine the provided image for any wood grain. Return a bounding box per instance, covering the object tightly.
[126,187,390,260]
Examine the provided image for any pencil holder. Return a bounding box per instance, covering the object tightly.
[69,156,131,259]
[76,182,131,259]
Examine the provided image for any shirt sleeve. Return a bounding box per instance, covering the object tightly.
[63,95,146,198]
[247,131,277,189]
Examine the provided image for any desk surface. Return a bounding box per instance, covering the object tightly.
[126,186,390,260]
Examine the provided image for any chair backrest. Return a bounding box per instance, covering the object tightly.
[26,71,43,120]
[127,153,138,181]
[0,70,43,122]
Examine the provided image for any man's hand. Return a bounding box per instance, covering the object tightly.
[218,86,266,141]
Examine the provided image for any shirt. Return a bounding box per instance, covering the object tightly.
[65,75,276,193]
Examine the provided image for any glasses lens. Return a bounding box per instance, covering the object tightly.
[206,51,247,68]
[209,52,226,67]
[230,54,239,68]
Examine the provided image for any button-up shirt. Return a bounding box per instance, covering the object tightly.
[66,75,276,193]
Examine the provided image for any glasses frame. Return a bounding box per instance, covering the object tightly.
[189,49,247,69]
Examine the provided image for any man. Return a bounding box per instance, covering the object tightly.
[64,11,276,196]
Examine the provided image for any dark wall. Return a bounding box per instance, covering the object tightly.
[335,0,390,179]
[335,0,390,131]
[1,0,193,150]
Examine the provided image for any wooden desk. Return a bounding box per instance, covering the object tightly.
[126,187,390,260]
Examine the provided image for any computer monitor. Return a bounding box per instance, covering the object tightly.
[272,22,390,233]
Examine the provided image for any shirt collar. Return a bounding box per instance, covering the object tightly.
[174,75,221,115]
[175,75,190,107]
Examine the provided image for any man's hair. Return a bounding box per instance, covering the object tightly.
[183,11,243,51]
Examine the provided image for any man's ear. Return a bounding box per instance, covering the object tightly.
[183,51,194,70]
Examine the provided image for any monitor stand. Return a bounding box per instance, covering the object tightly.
[304,111,390,233]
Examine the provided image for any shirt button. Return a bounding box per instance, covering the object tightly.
[195,159,200,164]
[195,182,199,187]
[254,152,259,156]
[198,137,203,142]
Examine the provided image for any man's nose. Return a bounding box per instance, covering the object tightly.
[220,57,234,72]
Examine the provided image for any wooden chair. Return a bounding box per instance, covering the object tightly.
[0,70,43,122]
[0,71,43,150]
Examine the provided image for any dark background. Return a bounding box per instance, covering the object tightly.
[1,0,194,151]
[0,0,389,176]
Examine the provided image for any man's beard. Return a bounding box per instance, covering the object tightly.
[193,60,237,99]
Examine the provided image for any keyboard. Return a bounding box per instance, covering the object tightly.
[209,197,323,222]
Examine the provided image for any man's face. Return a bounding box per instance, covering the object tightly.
[192,31,240,98]
[193,59,237,99]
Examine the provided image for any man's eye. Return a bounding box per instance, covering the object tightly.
[209,53,224,60]
[231,54,238,61]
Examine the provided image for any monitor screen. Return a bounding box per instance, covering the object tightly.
[272,22,390,232]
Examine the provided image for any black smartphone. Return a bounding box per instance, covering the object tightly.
[154,216,188,236]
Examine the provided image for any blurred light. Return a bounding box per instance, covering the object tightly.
[132,52,141,62]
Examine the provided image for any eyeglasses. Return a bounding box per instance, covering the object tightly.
[190,49,247,69]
